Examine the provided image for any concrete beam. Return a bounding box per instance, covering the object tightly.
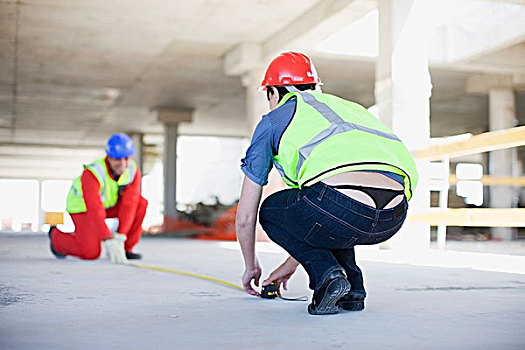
[488,0,525,6]
[0,144,102,158]
[444,3,525,64]
[223,43,262,76]
[432,60,525,76]
[466,74,518,94]
[0,166,82,181]
[261,0,376,61]
[514,73,525,87]
[223,1,376,76]
[154,109,192,125]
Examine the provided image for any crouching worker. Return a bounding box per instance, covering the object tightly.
[48,133,148,264]
[236,52,418,315]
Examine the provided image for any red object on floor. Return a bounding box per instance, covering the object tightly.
[196,204,238,241]
[161,204,238,241]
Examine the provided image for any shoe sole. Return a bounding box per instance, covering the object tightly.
[338,300,365,311]
[125,254,142,260]
[308,277,350,315]
[48,228,66,259]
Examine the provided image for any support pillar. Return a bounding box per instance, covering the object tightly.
[489,88,518,240]
[129,132,144,174]
[155,109,192,220]
[224,43,266,131]
[242,68,268,131]
[466,75,520,241]
[164,124,178,219]
[375,0,443,251]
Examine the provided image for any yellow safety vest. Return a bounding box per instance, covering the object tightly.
[66,157,137,213]
[273,92,419,200]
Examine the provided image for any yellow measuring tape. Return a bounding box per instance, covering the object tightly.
[129,263,244,291]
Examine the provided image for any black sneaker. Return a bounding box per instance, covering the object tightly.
[308,271,350,315]
[125,251,142,260]
[48,226,66,259]
[337,293,365,311]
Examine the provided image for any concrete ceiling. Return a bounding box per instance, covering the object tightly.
[0,0,524,179]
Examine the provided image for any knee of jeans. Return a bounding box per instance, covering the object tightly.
[259,196,273,212]
[258,216,274,238]
[258,205,274,227]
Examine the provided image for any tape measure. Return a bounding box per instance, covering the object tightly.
[129,263,243,291]
[261,282,308,301]
[130,263,307,301]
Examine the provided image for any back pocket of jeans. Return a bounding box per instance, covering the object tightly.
[305,223,358,249]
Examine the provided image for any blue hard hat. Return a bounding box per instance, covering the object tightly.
[105,133,135,159]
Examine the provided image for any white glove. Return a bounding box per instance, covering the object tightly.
[103,233,128,264]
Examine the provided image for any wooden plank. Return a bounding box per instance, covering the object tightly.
[449,175,525,186]
[407,208,525,227]
[45,212,64,226]
[414,126,525,161]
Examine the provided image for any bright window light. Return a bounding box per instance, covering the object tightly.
[41,180,72,212]
[176,136,245,206]
[455,164,483,206]
[456,163,483,180]
[456,180,483,206]
[0,179,39,231]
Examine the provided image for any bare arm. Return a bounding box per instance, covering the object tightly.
[236,176,263,296]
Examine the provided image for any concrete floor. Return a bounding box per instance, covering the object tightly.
[1,232,525,350]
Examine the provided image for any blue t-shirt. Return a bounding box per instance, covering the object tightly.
[240,98,296,185]
[240,96,404,186]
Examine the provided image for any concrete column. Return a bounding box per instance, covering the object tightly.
[129,132,144,173]
[242,68,268,131]
[155,109,192,220]
[467,75,520,241]
[375,0,442,251]
[489,88,518,240]
[163,124,178,218]
[224,43,266,131]
[37,179,44,232]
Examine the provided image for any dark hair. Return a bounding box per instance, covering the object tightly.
[266,84,316,102]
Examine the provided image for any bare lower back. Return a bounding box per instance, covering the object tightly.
[322,171,404,209]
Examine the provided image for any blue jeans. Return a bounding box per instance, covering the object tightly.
[259,182,408,294]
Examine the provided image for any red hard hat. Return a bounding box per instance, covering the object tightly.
[260,52,321,90]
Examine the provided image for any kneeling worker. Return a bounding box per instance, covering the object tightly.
[236,52,418,315]
[49,133,148,263]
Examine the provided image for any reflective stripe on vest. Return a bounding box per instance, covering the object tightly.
[89,162,107,203]
[296,92,401,178]
[128,163,136,187]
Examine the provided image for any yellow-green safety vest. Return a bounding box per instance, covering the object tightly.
[66,157,137,213]
[272,92,419,200]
